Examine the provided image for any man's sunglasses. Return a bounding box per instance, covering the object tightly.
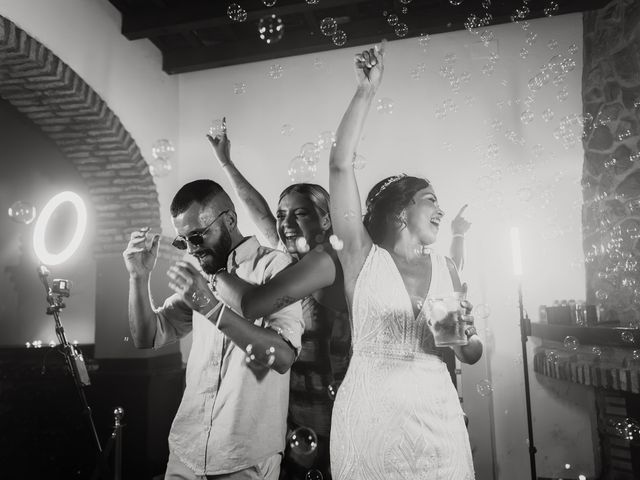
[171,210,229,250]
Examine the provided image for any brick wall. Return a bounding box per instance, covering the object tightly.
[0,15,177,260]
[582,0,640,325]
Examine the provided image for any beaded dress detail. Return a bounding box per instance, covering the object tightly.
[330,244,475,480]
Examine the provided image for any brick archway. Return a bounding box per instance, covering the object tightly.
[0,15,161,258]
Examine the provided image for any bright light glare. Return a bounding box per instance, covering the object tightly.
[33,191,87,266]
[510,226,523,276]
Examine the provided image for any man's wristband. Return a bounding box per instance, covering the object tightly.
[452,234,465,239]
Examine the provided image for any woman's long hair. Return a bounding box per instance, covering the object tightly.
[363,175,430,244]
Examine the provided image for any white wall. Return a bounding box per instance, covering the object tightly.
[177,13,593,480]
[0,0,181,234]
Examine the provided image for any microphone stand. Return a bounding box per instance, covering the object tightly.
[36,265,102,453]
[518,280,537,480]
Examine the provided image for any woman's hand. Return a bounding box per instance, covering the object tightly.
[206,116,232,167]
[451,204,471,236]
[354,40,385,92]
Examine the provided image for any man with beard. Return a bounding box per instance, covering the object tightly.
[123,179,304,480]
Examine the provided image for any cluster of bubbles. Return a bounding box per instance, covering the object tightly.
[150,139,175,177]
[552,113,592,150]
[8,200,37,225]
[319,17,347,46]
[258,14,284,44]
[227,3,248,22]
[244,343,276,369]
[610,417,640,443]
[436,53,472,95]
[26,340,46,348]
[287,132,334,182]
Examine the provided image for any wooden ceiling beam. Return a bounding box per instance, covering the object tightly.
[121,0,375,40]
[161,0,609,74]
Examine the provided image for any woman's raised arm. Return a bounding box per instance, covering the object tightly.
[207,118,280,248]
[329,42,385,280]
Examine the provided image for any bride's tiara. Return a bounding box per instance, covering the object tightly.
[372,174,407,200]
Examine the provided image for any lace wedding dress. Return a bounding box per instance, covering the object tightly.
[330,244,475,480]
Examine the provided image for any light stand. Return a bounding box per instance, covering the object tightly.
[37,265,102,452]
[511,227,537,480]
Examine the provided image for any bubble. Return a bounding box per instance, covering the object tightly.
[233,82,247,94]
[520,48,529,59]
[592,346,602,357]
[557,86,569,102]
[25,342,31,348]
[520,110,534,124]
[613,418,640,441]
[542,108,555,123]
[476,379,493,397]
[546,350,559,363]
[563,335,579,351]
[151,138,175,161]
[481,64,495,76]
[320,17,338,36]
[268,63,284,79]
[262,0,277,6]
[387,14,399,26]
[544,1,559,16]
[480,30,494,46]
[306,0,318,3]
[8,201,37,225]
[281,124,294,136]
[288,427,318,455]
[192,290,211,309]
[149,158,172,177]
[327,382,338,400]
[208,118,225,136]
[395,23,409,38]
[123,336,130,343]
[316,131,336,151]
[633,350,640,361]
[305,470,323,480]
[376,98,394,114]
[450,0,464,5]
[300,142,320,164]
[547,39,559,50]
[525,32,538,46]
[474,303,491,319]
[418,33,431,49]
[288,155,317,183]
[227,4,247,22]
[622,331,635,344]
[332,30,347,46]
[352,153,367,170]
[258,14,285,44]
[48,340,56,348]
[560,57,576,73]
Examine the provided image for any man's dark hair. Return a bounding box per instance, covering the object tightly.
[170,179,229,217]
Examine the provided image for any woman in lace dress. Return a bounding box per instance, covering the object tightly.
[328,42,483,479]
